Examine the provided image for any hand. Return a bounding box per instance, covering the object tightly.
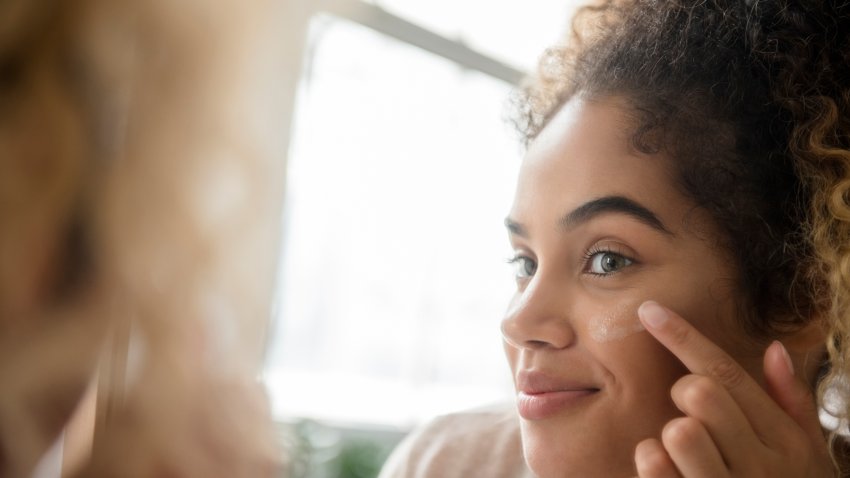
[631,300,835,478]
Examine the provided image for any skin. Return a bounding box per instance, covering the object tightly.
[502,95,832,477]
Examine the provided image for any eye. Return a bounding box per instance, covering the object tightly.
[508,255,537,279]
[587,251,633,275]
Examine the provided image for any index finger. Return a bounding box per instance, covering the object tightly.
[637,300,789,442]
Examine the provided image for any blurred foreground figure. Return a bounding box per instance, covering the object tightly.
[0,0,289,475]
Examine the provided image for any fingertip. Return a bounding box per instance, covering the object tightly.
[764,340,795,382]
[634,438,676,478]
[763,341,796,405]
[763,340,824,445]
[638,300,669,329]
[778,340,795,376]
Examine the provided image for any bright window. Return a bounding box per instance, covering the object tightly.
[265,2,580,429]
[373,0,574,71]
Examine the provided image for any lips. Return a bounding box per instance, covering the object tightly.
[515,370,600,420]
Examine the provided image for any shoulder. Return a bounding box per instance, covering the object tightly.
[378,404,533,478]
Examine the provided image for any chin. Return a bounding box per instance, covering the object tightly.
[521,425,637,478]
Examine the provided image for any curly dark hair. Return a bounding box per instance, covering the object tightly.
[514,0,850,467]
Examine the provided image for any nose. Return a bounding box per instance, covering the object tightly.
[501,274,576,350]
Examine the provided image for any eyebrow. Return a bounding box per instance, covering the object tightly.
[505,195,672,237]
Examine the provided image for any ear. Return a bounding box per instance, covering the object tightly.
[781,317,828,386]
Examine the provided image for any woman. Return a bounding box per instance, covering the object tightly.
[380,0,850,476]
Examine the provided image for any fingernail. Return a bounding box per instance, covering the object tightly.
[775,340,795,376]
[639,301,668,329]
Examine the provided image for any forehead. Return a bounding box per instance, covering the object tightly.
[511,96,685,228]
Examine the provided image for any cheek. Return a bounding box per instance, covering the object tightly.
[621,271,763,379]
[602,333,688,389]
[660,246,745,344]
[667,293,764,381]
[586,298,646,343]
[626,254,742,350]
[578,296,695,399]
[653,278,743,354]
[595,333,689,437]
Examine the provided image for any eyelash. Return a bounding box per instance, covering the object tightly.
[582,245,635,277]
[506,254,536,280]
[506,245,635,280]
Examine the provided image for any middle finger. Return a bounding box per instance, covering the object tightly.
[662,416,729,478]
[670,374,761,468]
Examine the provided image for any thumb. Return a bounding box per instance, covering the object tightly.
[763,340,824,445]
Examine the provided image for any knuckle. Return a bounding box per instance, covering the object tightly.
[704,355,747,389]
[634,441,672,476]
[674,375,720,411]
[662,417,703,450]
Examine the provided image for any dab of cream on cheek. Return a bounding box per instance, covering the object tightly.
[588,301,646,343]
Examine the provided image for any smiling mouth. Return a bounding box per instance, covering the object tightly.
[516,388,601,420]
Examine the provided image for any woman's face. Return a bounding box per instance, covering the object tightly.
[502,96,764,478]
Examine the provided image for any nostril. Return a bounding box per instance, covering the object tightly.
[526,339,551,349]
